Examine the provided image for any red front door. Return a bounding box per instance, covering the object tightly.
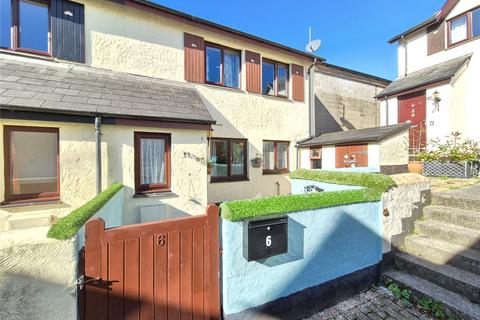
[398,91,427,152]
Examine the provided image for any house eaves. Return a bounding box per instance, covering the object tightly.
[388,0,460,44]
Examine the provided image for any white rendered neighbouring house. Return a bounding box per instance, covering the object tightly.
[377,0,480,153]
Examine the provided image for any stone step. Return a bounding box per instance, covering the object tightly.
[423,205,480,230]
[432,193,480,212]
[395,252,480,304]
[7,214,56,230]
[383,270,480,320]
[414,219,480,250]
[403,235,480,275]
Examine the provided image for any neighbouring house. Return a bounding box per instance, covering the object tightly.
[314,63,391,136]
[297,123,410,174]
[377,0,480,154]
[0,0,321,228]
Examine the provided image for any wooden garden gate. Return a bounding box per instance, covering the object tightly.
[81,205,220,320]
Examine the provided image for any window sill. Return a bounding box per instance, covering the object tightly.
[210,177,249,183]
[199,82,245,93]
[133,191,178,199]
[0,48,54,62]
[263,170,290,175]
[446,35,480,50]
[250,92,294,102]
[0,199,62,209]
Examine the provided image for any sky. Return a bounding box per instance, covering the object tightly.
[152,0,446,80]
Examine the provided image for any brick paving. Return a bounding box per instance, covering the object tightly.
[304,287,433,320]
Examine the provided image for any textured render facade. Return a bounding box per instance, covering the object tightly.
[0,0,315,228]
[379,0,480,144]
[314,64,390,135]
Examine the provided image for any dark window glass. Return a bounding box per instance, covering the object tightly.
[0,0,12,48]
[210,139,247,181]
[311,159,322,169]
[206,46,221,83]
[277,64,288,96]
[224,50,240,88]
[262,62,275,95]
[231,141,245,175]
[473,9,480,38]
[19,0,49,52]
[211,140,228,177]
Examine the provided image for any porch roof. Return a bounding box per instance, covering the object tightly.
[297,123,410,147]
[0,55,215,125]
[376,54,471,99]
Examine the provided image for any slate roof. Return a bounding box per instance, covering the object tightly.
[0,55,215,124]
[376,54,471,98]
[297,123,410,147]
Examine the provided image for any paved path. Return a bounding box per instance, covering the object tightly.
[304,287,433,320]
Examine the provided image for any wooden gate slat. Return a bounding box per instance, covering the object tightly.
[168,230,181,320]
[192,227,204,320]
[140,236,154,320]
[85,219,108,320]
[108,240,125,319]
[125,239,140,320]
[180,229,193,320]
[154,233,168,319]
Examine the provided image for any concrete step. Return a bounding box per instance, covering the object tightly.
[432,193,480,212]
[383,270,480,320]
[403,235,480,275]
[414,219,480,250]
[424,205,480,230]
[7,214,56,230]
[395,252,480,304]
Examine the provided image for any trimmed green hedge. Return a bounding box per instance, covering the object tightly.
[47,183,123,240]
[220,170,395,221]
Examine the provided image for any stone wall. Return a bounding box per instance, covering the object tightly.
[381,173,431,254]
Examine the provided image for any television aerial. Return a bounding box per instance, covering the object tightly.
[305,27,321,53]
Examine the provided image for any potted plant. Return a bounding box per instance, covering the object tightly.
[251,153,263,168]
[418,132,480,178]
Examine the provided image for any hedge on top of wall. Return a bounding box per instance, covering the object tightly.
[47,183,124,240]
[220,170,395,221]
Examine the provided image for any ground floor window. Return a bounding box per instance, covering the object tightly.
[134,132,171,193]
[210,138,247,182]
[263,140,289,174]
[3,125,59,203]
[310,148,322,169]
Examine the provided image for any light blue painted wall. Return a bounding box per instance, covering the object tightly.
[221,201,383,315]
[318,167,379,173]
[291,179,363,195]
[76,188,125,251]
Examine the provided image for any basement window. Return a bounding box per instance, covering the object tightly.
[3,126,59,203]
[210,138,247,182]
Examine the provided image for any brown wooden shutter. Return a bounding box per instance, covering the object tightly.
[245,50,261,93]
[427,22,445,56]
[292,64,304,101]
[184,33,205,83]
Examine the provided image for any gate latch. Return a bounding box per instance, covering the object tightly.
[76,275,102,290]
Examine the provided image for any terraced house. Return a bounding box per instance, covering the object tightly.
[0,0,320,227]
[378,0,480,153]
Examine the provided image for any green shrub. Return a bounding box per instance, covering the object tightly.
[47,183,123,240]
[417,132,480,162]
[220,170,395,221]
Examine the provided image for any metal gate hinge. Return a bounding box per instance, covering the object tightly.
[76,275,101,290]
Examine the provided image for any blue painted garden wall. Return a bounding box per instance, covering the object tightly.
[221,201,383,315]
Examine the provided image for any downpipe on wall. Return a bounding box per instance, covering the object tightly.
[95,116,102,194]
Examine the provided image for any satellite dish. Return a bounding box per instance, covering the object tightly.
[305,39,321,53]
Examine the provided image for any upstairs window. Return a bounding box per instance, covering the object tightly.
[448,8,480,46]
[205,43,241,88]
[263,141,289,174]
[0,0,50,54]
[474,8,480,38]
[262,59,289,98]
[4,126,59,203]
[449,15,467,45]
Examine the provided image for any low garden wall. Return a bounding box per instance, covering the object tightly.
[220,169,395,319]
